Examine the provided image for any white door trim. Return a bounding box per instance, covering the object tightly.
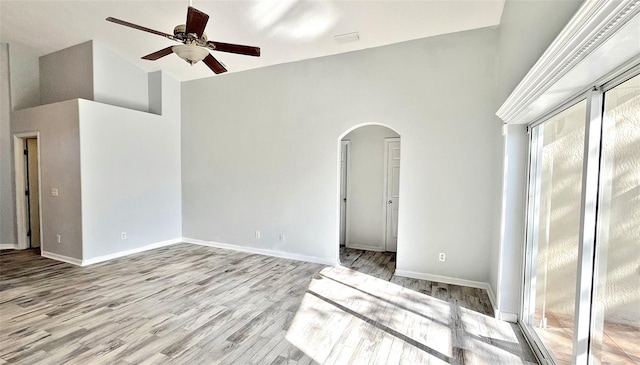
[13,132,43,251]
[383,137,400,252]
[340,140,351,248]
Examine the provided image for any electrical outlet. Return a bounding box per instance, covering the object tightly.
[255,231,260,239]
[439,253,446,262]
[279,233,285,241]
[121,232,127,240]
[56,234,61,243]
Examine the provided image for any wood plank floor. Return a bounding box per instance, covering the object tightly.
[339,247,495,316]
[1,244,537,364]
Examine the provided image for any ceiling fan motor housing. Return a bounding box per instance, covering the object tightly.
[174,24,207,45]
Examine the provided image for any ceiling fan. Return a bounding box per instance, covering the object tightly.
[106,6,260,74]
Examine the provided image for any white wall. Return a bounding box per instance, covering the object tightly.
[39,41,93,106]
[79,71,181,260]
[343,125,399,251]
[182,27,503,282]
[495,124,528,319]
[92,42,149,113]
[0,43,16,245]
[491,0,583,319]
[11,100,83,260]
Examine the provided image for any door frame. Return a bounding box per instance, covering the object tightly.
[13,132,43,251]
[340,140,351,249]
[336,122,401,264]
[383,137,400,252]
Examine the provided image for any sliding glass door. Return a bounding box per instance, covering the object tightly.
[522,71,640,364]
[524,100,587,364]
[590,74,640,364]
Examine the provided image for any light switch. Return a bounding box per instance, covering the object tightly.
[51,188,59,197]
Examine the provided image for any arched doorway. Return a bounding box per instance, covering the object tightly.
[337,124,400,278]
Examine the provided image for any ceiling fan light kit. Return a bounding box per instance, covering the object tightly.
[172,44,209,65]
[106,6,260,74]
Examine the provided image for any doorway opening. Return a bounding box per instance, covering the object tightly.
[13,133,42,252]
[338,124,400,280]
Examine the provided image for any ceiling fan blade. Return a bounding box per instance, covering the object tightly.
[185,6,209,38]
[106,17,177,41]
[207,41,261,57]
[202,54,227,74]
[142,47,174,60]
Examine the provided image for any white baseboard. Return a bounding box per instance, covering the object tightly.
[42,251,83,266]
[399,271,521,322]
[479,284,519,323]
[394,269,490,290]
[394,269,501,313]
[486,284,498,317]
[0,243,18,250]
[183,237,337,266]
[346,243,384,252]
[81,238,182,266]
[390,269,521,323]
[498,312,519,323]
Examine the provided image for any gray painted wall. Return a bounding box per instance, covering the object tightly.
[79,71,181,260]
[39,41,150,112]
[148,71,162,115]
[1,2,588,304]
[11,100,83,260]
[7,40,180,261]
[182,27,503,282]
[496,0,584,104]
[8,43,40,111]
[92,42,149,113]
[39,41,93,106]
[491,0,584,317]
[1,43,41,247]
[0,43,16,245]
[343,125,399,251]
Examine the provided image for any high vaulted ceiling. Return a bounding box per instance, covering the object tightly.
[0,1,504,81]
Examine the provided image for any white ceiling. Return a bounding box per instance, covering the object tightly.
[0,0,504,81]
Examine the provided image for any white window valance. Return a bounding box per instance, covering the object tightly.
[497,0,640,125]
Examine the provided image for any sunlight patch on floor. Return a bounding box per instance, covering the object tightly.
[285,265,533,364]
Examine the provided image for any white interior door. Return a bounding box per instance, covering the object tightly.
[384,138,400,252]
[339,141,350,246]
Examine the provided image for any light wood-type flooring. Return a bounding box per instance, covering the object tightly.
[339,247,497,315]
[1,244,537,364]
